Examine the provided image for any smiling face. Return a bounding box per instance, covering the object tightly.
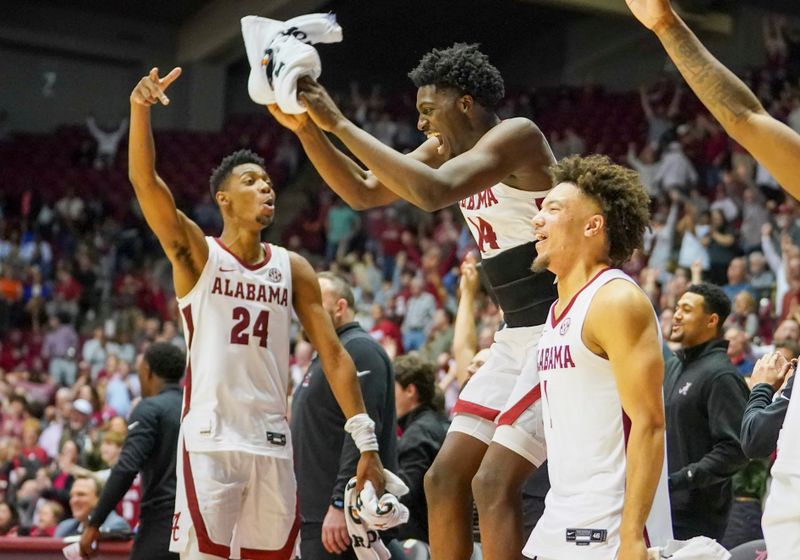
[671,292,719,347]
[216,163,276,230]
[531,182,604,276]
[416,85,471,158]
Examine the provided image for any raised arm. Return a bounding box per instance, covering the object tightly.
[298,80,553,211]
[627,0,800,198]
[586,282,665,560]
[452,253,480,388]
[268,106,403,211]
[289,251,384,492]
[129,67,207,297]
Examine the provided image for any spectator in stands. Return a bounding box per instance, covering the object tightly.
[677,205,710,272]
[369,303,404,357]
[725,327,756,376]
[740,189,771,253]
[29,500,63,537]
[41,313,79,387]
[85,116,128,170]
[654,138,698,193]
[665,283,749,540]
[324,197,361,264]
[54,476,129,537]
[640,82,683,146]
[60,398,94,468]
[728,291,760,340]
[0,500,19,536]
[706,209,739,286]
[748,251,775,301]
[393,354,448,543]
[419,309,454,364]
[563,127,586,156]
[289,339,314,394]
[627,142,662,197]
[401,277,437,352]
[81,327,108,380]
[722,257,754,303]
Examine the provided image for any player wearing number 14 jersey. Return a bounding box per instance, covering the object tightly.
[127,66,384,560]
[268,43,556,560]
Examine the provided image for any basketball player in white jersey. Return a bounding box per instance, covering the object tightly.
[518,154,672,560]
[269,43,557,559]
[627,2,800,557]
[128,67,383,560]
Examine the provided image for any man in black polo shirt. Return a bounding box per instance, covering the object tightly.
[79,342,184,560]
[291,272,398,559]
[665,283,749,540]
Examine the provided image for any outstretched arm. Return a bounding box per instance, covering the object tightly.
[268,106,403,211]
[627,0,800,198]
[290,252,384,493]
[298,80,553,211]
[129,67,207,297]
[586,282,665,560]
[452,253,480,388]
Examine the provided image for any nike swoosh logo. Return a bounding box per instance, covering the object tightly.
[356,370,371,377]
[128,421,140,431]
[219,267,236,273]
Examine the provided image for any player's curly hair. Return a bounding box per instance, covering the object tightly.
[209,149,267,198]
[408,43,505,109]
[551,155,650,267]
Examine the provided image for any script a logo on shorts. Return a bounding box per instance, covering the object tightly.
[679,382,693,396]
[559,317,571,336]
[268,267,282,283]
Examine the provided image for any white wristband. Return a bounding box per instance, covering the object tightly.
[344,413,379,453]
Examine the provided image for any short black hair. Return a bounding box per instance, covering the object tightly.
[408,43,505,110]
[144,342,185,382]
[686,283,731,330]
[394,354,436,408]
[551,155,651,267]
[209,149,267,198]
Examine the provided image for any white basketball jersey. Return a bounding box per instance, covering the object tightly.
[176,237,293,459]
[458,182,550,258]
[525,268,672,559]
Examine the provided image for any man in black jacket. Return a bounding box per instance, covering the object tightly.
[291,272,398,559]
[741,345,796,459]
[665,282,749,540]
[393,354,449,543]
[79,342,184,560]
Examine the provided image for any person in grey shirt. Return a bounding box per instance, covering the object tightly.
[54,476,130,538]
[401,277,437,352]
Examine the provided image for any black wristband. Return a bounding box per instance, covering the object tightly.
[331,497,345,510]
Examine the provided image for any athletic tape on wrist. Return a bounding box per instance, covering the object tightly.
[344,413,379,453]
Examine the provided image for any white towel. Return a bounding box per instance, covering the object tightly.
[241,13,342,114]
[344,470,409,560]
[647,537,731,559]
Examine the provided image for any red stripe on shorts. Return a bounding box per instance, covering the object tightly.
[240,502,301,560]
[182,444,231,558]
[497,385,542,426]
[452,399,500,421]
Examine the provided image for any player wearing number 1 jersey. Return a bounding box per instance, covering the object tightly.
[269,43,556,560]
[128,67,383,560]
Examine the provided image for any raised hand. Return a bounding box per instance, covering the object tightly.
[459,252,480,298]
[297,76,348,132]
[267,103,311,133]
[130,67,182,107]
[626,0,677,31]
[751,351,792,391]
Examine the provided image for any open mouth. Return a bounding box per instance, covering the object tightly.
[534,232,548,246]
[426,130,447,156]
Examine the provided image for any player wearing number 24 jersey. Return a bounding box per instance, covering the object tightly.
[269,43,556,560]
[127,66,384,560]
